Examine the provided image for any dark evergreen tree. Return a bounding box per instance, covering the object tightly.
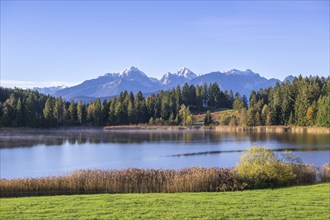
[208,83,221,108]
[203,110,213,126]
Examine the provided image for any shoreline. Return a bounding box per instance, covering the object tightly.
[1,125,329,134]
[104,125,330,134]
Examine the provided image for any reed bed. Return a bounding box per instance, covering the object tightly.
[1,164,327,198]
[0,168,243,197]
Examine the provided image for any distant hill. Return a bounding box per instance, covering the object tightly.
[33,85,67,96]
[190,69,279,97]
[43,66,282,101]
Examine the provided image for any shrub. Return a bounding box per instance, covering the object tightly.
[321,163,330,182]
[233,146,296,189]
[219,115,230,125]
[148,117,155,125]
[280,150,316,185]
[290,164,316,185]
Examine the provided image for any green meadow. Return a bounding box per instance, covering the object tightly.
[1,183,329,220]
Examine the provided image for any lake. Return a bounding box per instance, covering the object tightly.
[0,128,329,179]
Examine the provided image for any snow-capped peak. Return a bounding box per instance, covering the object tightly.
[177,67,197,79]
[121,66,147,77]
[226,69,256,76]
[104,72,120,77]
[227,69,239,75]
[160,72,173,85]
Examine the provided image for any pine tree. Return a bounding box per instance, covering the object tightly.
[53,97,64,127]
[246,107,256,126]
[203,110,213,126]
[305,105,314,126]
[181,83,190,106]
[68,101,77,125]
[87,102,95,122]
[261,104,270,126]
[228,90,234,108]
[265,111,273,126]
[242,95,248,109]
[294,82,309,126]
[281,82,293,125]
[233,94,244,110]
[178,104,194,126]
[15,98,23,127]
[108,98,116,125]
[26,93,38,127]
[161,98,171,120]
[43,97,55,127]
[77,101,86,125]
[94,99,103,125]
[208,83,221,108]
[127,100,136,124]
[316,96,330,127]
[114,101,126,124]
[188,84,197,106]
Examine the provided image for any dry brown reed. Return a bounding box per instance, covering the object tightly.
[0,164,322,198]
[0,167,244,197]
[321,163,330,182]
[289,164,317,185]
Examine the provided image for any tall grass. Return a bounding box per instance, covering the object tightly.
[0,168,246,197]
[1,163,324,198]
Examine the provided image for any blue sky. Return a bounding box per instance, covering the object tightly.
[1,1,329,88]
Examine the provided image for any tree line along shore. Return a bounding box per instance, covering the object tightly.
[1,75,329,128]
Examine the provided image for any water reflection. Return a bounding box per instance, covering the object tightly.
[1,129,329,149]
[168,147,330,157]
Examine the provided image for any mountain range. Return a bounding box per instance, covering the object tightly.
[35,67,283,101]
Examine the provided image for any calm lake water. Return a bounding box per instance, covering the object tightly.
[0,128,329,179]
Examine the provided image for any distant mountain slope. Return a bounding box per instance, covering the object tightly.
[190,69,279,97]
[33,86,67,96]
[49,66,282,101]
[55,67,158,100]
[160,67,197,89]
[283,75,294,83]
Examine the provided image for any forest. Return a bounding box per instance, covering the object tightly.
[0,75,329,128]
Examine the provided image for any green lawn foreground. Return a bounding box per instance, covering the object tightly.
[0,183,329,220]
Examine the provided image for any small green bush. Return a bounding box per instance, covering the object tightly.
[233,146,296,189]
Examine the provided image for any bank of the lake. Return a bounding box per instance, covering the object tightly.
[104,125,330,134]
[0,183,329,220]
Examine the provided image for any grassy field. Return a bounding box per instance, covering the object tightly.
[194,109,234,123]
[0,183,329,220]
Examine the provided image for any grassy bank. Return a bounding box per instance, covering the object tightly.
[1,183,329,220]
